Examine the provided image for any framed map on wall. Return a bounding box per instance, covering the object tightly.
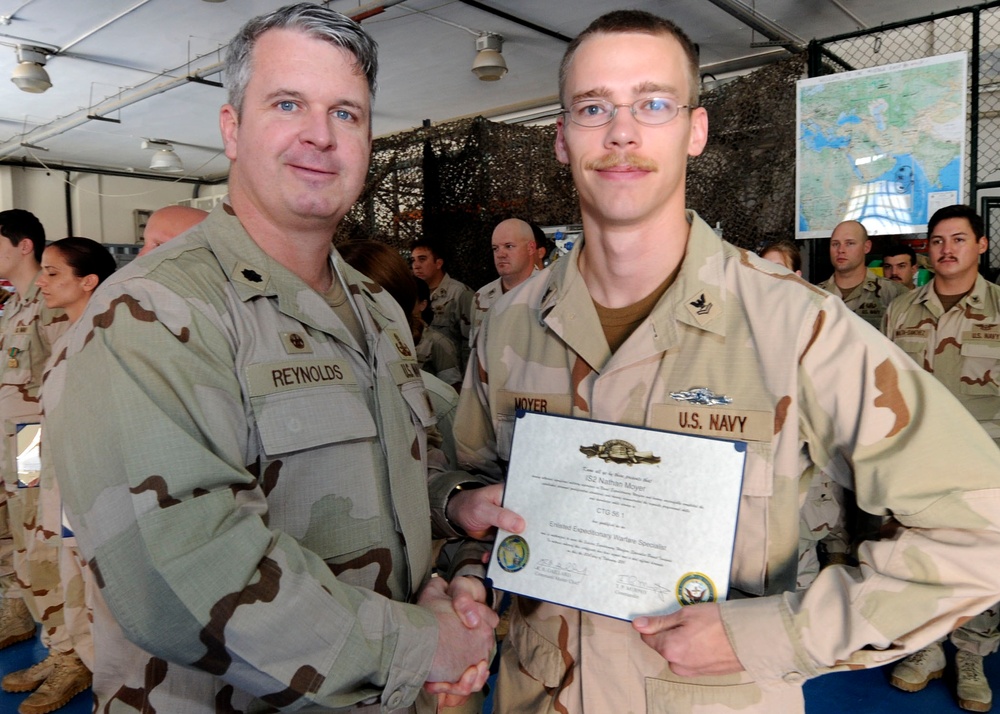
[796,52,967,238]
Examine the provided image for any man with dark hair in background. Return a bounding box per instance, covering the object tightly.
[885,204,1000,712]
[446,10,1000,714]
[882,243,919,290]
[0,209,86,713]
[410,238,474,365]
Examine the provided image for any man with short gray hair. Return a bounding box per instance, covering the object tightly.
[46,5,495,712]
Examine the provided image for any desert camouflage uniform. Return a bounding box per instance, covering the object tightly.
[29,329,96,666]
[818,268,906,330]
[44,205,461,713]
[416,325,462,388]
[455,212,1000,714]
[429,273,473,367]
[884,273,1000,657]
[470,277,503,348]
[0,280,67,643]
[470,271,541,347]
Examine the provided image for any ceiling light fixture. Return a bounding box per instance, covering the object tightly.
[11,46,52,93]
[472,32,507,81]
[142,139,184,173]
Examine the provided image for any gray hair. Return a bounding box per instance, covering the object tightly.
[225,3,378,115]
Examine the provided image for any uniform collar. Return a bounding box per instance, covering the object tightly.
[918,273,1000,319]
[537,211,727,370]
[192,202,392,347]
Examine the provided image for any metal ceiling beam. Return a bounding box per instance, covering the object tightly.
[0,0,409,165]
[700,0,804,53]
[457,0,573,43]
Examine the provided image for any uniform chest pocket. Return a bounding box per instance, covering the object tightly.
[251,385,377,456]
[959,340,1000,397]
[398,376,436,429]
[894,338,927,368]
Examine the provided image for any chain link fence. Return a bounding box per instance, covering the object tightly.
[812,1,1000,279]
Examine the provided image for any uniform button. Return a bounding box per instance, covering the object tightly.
[386,691,403,708]
[783,671,805,685]
[287,418,301,432]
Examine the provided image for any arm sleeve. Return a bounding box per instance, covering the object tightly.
[48,289,437,711]
[723,296,1000,683]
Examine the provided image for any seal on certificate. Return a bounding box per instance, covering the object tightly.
[676,572,717,605]
[579,439,660,466]
[497,535,530,572]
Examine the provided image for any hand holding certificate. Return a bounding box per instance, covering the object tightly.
[487,411,746,621]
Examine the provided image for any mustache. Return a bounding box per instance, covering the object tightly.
[585,154,658,171]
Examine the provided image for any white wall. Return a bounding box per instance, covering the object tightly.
[0,165,227,245]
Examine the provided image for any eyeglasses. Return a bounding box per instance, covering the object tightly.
[562,97,693,128]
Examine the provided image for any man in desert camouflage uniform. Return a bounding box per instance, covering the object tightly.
[0,209,89,714]
[884,203,1000,712]
[818,219,906,329]
[445,11,1000,714]
[410,239,474,367]
[470,218,538,345]
[43,5,498,713]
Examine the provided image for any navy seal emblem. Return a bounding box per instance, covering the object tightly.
[676,572,717,606]
[496,535,529,573]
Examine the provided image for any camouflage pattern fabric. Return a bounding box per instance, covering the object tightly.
[45,205,446,713]
[884,273,1000,657]
[416,326,462,388]
[470,277,503,348]
[470,270,542,347]
[456,212,1000,714]
[884,274,1000,445]
[0,281,66,638]
[817,269,906,331]
[429,274,473,367]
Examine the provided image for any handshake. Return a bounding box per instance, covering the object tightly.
[420,482,526,708]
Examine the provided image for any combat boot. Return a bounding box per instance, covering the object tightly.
[2,651,58,692]
[0,596,35,650]
[956,649,993,712]
[17,652,91,714]
[890,642,946,692]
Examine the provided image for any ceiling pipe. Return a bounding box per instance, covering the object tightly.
[701,0,804,53]
[0,0,408,162]
[457,0,573,44]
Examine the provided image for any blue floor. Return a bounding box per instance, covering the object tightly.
[3,628,994,713]
[0,629,91,714]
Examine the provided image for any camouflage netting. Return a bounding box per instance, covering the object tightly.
[337,55,805,289]
[337,118,576,291]
[688,55,804,253]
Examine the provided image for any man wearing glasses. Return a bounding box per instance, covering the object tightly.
[446,10,1000,713]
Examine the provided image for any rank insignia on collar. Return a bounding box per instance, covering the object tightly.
[233,261,270,289]
[670,387,732,406]
[689,293,712,315]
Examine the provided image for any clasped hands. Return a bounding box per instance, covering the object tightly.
[424,483,743,707]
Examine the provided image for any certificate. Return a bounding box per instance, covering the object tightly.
[487,411,746,621]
